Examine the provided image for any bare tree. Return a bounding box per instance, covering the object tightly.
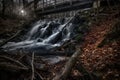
[1,0,6,18]
[34,0,39,11]
[23,0,28,8]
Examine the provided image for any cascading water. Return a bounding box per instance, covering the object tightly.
[2,15,85,63]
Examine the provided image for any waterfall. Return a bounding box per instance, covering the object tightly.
[2,15,85,54]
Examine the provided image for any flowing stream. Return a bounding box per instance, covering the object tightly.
[2,15,85,64]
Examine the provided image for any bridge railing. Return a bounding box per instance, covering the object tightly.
[37,0,81,10]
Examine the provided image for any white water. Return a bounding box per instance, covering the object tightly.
[2,15,84,54]
[2,15,86,64]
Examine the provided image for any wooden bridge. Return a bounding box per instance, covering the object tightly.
[36,0,94,16]
[25,0,94,16]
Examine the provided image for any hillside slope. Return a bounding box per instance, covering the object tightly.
[80,12,120,80]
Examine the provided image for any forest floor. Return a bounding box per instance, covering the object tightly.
[79,13,120,80]
[0,7,120,80]
[0,18,24,42]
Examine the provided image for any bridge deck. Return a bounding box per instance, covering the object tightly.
[35,0,94,16]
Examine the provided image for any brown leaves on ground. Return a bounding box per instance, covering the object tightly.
[80,16,120,80]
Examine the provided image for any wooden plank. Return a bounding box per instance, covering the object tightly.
[36,1,93,16]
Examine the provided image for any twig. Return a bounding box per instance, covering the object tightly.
[76,63,94,80]
[0,62,28,71]
[0,56,28,69]
[31,52,35,80]
[53,49,81,80]
[34,51,74,56]
[35,71,44,80]
[17,50,27,60]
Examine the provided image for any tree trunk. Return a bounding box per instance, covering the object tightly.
[22,0,28,8]
[34,0,39,11]
[2,0,6,18]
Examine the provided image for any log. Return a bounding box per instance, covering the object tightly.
[0,30,22,48]
[31,52,35,80]
[0,56,28,70]
[53,49,81,80]
[52,39,76,51]
[0,62,28,71]
[32,50,74,56]
[76,63,94,80]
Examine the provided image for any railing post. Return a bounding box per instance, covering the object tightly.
[54,0,56,8]
[70,0,73,5]
[42,0,44,12]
